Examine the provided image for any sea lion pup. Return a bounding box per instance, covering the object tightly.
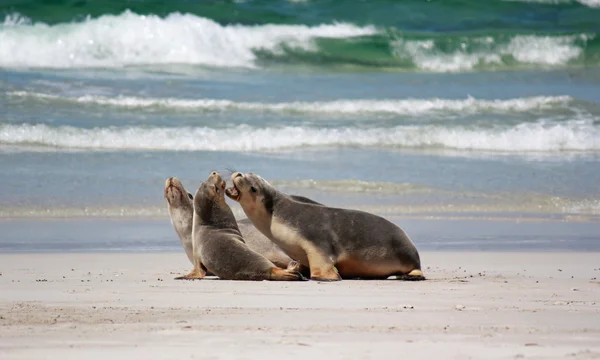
[226,172,425,281]
[165,177,204,279]
[192,171,304,281]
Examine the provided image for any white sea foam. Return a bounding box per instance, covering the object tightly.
[270,180,431,193]
[391,34,591,72]
[1,121,598,152]
[0,11,376,68]
[504,0,600,7]
[7,91,574,115]
[506,35,589,65]
[561,199,600,215]
[578,0,600,6]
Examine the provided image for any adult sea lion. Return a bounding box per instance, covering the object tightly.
[226,172,425,281]
[165,177,319,278]
[192,171,304,281]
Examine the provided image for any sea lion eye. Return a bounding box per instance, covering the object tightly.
[187,193,193,200]
[250,186,257,193]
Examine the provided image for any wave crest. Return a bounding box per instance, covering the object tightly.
[270,180,432,194]
[0,11,596,72]
[1,122,598,152]
[7,91,575,115]
[390,33,592,72]
[0,11,376,68]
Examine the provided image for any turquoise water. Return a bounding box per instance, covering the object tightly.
[0,1,599,251]
[2,0,600,71]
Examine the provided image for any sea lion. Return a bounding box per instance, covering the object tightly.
[226,172,425,281]
[165,177,319,278]
[164,177,207,279]
[192,171,304,281]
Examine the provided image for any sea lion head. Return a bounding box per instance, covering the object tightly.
[164,177,193,208]
[226,172,276,214]
[194,171,232,225]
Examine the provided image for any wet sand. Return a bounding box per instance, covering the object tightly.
[0,252,599,360]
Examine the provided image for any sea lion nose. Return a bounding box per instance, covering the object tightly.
[211,171,217,176]
[233,172,243,178]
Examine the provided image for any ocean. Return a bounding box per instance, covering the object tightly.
[0,0,599,253]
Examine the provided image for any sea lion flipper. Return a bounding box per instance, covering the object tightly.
[302,246,341,282]
[395,269,426,281]
[174,270,206,280]
[269,267,306,281]
[310,268,341,282]
[174,262,207,280]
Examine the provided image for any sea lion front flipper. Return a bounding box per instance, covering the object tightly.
[269,267,306,281]
[174,260,207,280]
[305,247,341,282]
[174,269,206,280]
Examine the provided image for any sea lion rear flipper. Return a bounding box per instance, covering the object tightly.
[395,269,426,281]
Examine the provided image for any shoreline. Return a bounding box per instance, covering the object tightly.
[1,252,599,359]
[1,217,599,254]
[1,213,599,222]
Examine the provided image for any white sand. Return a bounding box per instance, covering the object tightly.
[1,252,599,359]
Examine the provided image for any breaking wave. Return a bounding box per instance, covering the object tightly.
[6,91,576,116]
[0,11,375,69]
[1,121,598,152]
[0,11,597,72]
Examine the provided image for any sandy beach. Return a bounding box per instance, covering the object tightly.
[1,252,599,359]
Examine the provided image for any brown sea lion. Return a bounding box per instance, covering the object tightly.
[226,172,424,281]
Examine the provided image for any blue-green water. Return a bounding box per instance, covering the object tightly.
[0,1,599,251]
[2,0,600,71]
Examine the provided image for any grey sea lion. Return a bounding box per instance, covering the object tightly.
[164,177,202,279]
[165,177,319,278]
[192,171,304,281]
[226,172,425,281]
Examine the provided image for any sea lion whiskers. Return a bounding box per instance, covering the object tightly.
[224,167,237,177]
